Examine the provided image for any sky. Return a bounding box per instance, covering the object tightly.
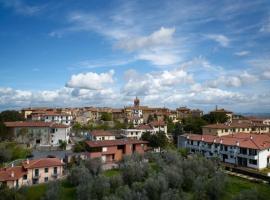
[0,0,270,113]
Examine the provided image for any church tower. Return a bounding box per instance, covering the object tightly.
[134,96,140,107]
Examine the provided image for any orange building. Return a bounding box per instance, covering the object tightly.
[85,139,148,163]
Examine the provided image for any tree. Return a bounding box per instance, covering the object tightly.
[182,117,207,134]
[147,115,154,123]
[141,131,168,149]
[59,140,67,150]
[0,110,24,122]
[0,145,12,163]
[101,113,112,121]
[42,181,60,200]
[68,165,92,186]
[0,110,24,140]
[202,113,229,124]
[84,158,102,176]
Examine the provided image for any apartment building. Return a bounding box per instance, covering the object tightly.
[122,124,155,139]
[89,130,116,141]
[122,121,167,139]
[30,111,73,126]
[210,107,233,122]
[85,139,148,163]
[202,122,270,136]
[4,121,70,147]
[0,158,64,188]
[178,132,270,169]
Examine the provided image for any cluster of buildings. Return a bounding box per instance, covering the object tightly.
[179,117,270,170]
[0,158,64,188]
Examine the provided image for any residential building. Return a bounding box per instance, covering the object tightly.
[4,121,70,147]
[89,130,116,141]
[178,132,270,169]
[85,139,148,163]
[30,111,73,126]
[121,124,155,139]
[176,107,191,119]
[0,158,64,188]
[202,122,270,136]
[210,106,233,122]
[149,120,167,134]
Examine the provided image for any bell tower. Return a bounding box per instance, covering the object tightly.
[134,96,140,107]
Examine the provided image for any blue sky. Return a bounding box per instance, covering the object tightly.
[0,0,270,112]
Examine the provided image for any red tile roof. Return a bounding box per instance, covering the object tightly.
[4,121,69,128]
[202,122,269,129]
[22,158,64,169]
[90,130,115,137]
[137,124,153,130]
[85,139,148,148]
[0,166,26,181]
[150,120,166,126]
[184,132,270,150]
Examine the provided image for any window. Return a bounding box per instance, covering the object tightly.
[34,169,39,177]
[53,167,57,174]
[36,139,40,144]
[249,159,257,165]
[45,168,48,173]
[240,148,247,155]
[23,174,27,180]
[102,137,105,140]
[44,177,48,182]
[249,149,257,156]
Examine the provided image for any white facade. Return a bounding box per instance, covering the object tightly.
[92,135,116,141]
[121,129,154,139]
[50,127,70,146]
[178,135,270,169]
[44,115,73,126]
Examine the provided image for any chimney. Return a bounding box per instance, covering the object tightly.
[26,159,29,164]
[213,139,216,143]
[250,135,253,140]
[220,139,223,144]
[236,141,240,146]
[11,163,14,168]
[11,171,14,178]
[201,137,204,141]
[216,105,218,111]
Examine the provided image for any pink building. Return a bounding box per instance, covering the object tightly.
[0,158,64,188]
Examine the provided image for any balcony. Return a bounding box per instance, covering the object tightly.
[51,173,59,178]
[32,174,40,179]
[237,153,258,160]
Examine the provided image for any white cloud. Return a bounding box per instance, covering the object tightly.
[123,68,193,96]
[0,0,43,15]
[137,50,181,66]
[207,71,258,88]
[66,70,115,90]
[206,34,230,47]
[117,27,175,51]
[234,51,250,56]
[260,17,270,33]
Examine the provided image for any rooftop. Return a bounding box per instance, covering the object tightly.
[85,139,148,148]
[184,132,270,150]
[22,158,64,169]
[90,130,115,137]
[4,121,69,128]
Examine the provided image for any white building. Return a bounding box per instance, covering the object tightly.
[122,121,168,140]
[89,130,116,141]
[202,122,270,136]
[31,111,73,126]
[4,121,70,147]
[122,124,155,139]
[178,132,270,169]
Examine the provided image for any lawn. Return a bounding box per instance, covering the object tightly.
[223,175,270,200]
[22,181,76,200]
[103,168,121,177]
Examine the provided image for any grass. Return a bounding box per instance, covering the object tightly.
[23,184,47,200]
[223,175,270,200]
[103,169,121,177]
